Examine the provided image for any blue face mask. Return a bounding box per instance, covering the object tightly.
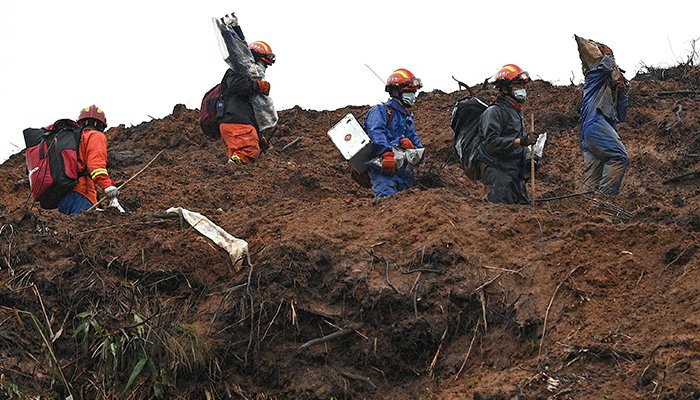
[513,88,527,103]
[401,92,417,107]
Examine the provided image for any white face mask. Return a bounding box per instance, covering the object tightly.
[401,92,417,107]
[513,88,527,103]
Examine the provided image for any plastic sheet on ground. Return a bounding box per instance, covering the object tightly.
[165,207,250,268]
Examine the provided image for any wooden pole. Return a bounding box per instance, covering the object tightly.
[530,114,536,207]
[86,149,165,212]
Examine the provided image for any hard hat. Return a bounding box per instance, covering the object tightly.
[249,41,276,66]
[77,105,107,126]
[385,68,423,93]
[491,64,531,86]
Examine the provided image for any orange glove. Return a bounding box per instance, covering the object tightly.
[257,80,270,96]
[399,138,414,149]
[381,152,397,176]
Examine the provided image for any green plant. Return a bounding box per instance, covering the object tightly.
[73,309,171,399]
[0,376,22,399]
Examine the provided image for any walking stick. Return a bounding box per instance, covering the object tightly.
[87,149,165,212]
[530,114,536,207]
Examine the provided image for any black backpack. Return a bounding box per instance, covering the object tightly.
[23,119,83,209]
[451,96,488,180]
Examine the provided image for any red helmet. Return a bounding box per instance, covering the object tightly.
[77,105,107,125]
[491,64,531,86]
[249,41,275,66]
[385,68,423,93]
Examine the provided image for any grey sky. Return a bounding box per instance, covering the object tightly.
[1,0,698,162]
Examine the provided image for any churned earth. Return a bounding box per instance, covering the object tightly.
[0,66,698,399]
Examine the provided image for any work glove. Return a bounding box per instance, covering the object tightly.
[257,80,270,96]
[399,138,414,149]
[381,152,397,176]
[520,132,539,147]
[104,185,119,200]
[108,198,125,213]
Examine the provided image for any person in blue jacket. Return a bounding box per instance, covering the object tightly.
[579,44,630,196]
[364,68,424,198]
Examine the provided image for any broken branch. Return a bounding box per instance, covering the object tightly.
[539,266,581,358]
[87,148,165,212]
[281,136,303,151]
[297,328,355,351]
[662,171,700,184]
[385,260,402,294]
[335,368,377,390]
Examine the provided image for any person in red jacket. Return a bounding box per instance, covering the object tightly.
[57,105,122,215]
[219,40,274,165]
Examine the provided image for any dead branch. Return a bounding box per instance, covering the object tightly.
[72,219,171,235]
[400,268,442,274]
[478,290,488,332]
[281,136,303,151]
[482,265,524,276]
[297,328,355,351]
[452,322,480,382]
[539,266,581,358]
[261,299,284,343]
[472,273,502,295]
[334,367,377,390]
[662,170,700,184]
[384,260,402,294]
[657,90,700,96]
[428,326,449,378]
[87,148,165,212]
[535,190,595,202]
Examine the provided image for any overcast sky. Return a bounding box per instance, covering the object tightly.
[1,1,699,162]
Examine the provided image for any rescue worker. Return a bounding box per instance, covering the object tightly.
[219,40,274,165]
[365,68,425,198]
[579,43,629,195]
[57,105,122,215]
[477,64,538,204]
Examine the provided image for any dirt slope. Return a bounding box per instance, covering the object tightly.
[0,71,699,400]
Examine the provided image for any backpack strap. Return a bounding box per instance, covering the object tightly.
[383,103,394,126]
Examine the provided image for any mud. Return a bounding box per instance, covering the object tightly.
[0,69,699,399]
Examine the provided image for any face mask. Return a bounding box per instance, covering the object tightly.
[401,92,417,107]
[512,88,527,103]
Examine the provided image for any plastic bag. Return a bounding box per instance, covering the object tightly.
[212,17,278,131]
[369,147,425,173]
[525,132,547,161]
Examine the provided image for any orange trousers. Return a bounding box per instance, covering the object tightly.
[219,123,260,164]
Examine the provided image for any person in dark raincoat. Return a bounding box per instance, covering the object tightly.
[477,64,538,204]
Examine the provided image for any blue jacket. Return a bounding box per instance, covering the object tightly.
[580,55,628,137]
[365,98,423,157]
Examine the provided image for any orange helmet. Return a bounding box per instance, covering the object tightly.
[491,64,531,87]
[77,105,107,126]
[249,41,275,66]
[385,68,423,93]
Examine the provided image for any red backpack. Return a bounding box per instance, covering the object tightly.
[23,119,83,209]
[199,83,224,139]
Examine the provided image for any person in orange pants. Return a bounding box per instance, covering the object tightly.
[219,40,275,165]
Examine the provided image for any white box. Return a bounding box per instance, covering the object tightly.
[327,113,376,173]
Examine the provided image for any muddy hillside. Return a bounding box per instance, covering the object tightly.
[0,65,699,399]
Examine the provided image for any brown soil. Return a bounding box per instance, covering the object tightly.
[1,72,699,399]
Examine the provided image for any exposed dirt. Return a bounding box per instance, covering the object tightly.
[1,71,699,399]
